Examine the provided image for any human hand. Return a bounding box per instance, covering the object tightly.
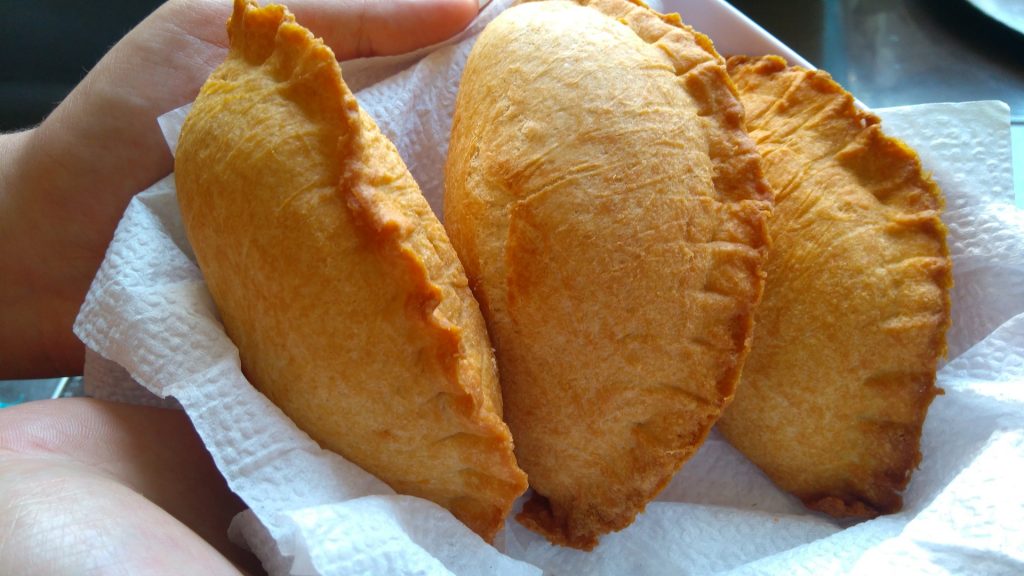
[0,0,478,378]
[0,4,480,573]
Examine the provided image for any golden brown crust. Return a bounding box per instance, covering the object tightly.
[719,55,951,518]
[445,0,771,549]
[175,0,526,541]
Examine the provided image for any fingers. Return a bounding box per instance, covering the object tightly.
[168,0,481,61]
[160,0,481,60]
[0,398,260,574]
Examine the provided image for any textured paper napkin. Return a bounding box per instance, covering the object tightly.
[74,0,1022,574]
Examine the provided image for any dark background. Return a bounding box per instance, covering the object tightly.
[0,0,1020,396]
[2,0,1023,131]
[0,0,165,130]
[729,0,1024,117]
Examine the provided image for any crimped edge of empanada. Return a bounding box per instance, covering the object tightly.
[218,0,527,541]
[726,54,952,518]
[506,0,773,550]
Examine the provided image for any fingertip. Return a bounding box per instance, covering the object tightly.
[291,0,481,60]
[431,0,483,29]
[428,0,481,40]
[363,0,480,57]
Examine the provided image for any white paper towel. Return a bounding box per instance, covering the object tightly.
[73,0,1023,574]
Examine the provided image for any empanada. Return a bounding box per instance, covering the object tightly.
[175,0,527,541]
[719,55,952,517]
[445,0,772,549]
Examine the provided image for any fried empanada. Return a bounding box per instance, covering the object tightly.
[445,0,772,549]
[175,0,527,541]
[718,55,952,517]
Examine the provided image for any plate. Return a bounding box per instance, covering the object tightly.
[653,0,813,67]
[964,0,1024,36]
